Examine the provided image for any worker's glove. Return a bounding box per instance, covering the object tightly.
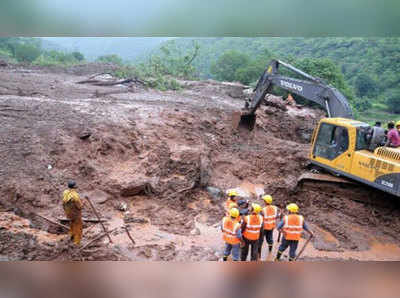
[240,240,245,248]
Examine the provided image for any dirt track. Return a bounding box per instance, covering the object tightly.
[1,63,400,261]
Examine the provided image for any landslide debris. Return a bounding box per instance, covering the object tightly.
[1,64,400,261]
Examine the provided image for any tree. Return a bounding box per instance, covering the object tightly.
[72,51,85,61]
[386,89,400,114]
[235,62,264,85]
[210,50,250,82]
[13,43,41,63]
[355,74,378,97]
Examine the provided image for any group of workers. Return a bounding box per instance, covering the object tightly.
[221,190,313,261]
[382,120,400,148]
[60,180,313,262]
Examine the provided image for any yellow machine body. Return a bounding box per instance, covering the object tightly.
[310,118,400,196]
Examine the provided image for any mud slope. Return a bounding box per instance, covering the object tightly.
[1,64,400,261]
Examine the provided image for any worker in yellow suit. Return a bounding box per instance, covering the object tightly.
[62,181,83,245]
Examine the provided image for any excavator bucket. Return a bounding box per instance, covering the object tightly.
[238,113,256,131]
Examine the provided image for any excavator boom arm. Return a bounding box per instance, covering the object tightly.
[242,60,353,130]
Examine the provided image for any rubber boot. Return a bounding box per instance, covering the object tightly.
[268,244,273,253]
[223,256,228,262]
[289,257,295,262]
[274,250,283,262]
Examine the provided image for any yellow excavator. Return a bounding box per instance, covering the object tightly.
[239,59,400,197]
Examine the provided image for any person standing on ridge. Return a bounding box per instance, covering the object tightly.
[62,181,83,245]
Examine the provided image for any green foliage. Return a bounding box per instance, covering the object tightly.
[13,43,41,63]
[33,50,85,66]
[355,74,378,97]
[235,62,264,85]
[352,97,373,112]
[386,89,400,114]
[72,51,85,61]
[210,50,250,82]
[0,37,86,66]
[113,65,140,79]
[96,54,123,65]
[120,40,199,90]
[143,40,199,80]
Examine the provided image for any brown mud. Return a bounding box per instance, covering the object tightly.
[1,63,400,260]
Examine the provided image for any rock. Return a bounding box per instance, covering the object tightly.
[116,202,128,211]
[120,182,153,197]
[190,228,201,236]
[79,130,92,140]
[206,186,222,201]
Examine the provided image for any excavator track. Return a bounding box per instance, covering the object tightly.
[297,172,355,185]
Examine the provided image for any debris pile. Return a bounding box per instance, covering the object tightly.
[1,63,400,260]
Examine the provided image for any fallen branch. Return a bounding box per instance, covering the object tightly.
[124,226,136,246]
[58,217,107,223]
[85,196,113,243]
[77,78,133,86]
[79,227,119,251]
[33,213,69,231]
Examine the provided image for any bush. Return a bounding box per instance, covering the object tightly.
[353,97,373,112]
[72,51,85,61]
[386,89,400,113]
[235,62,264,85]
[354,74,378,98]
[96,54,123,66]
[14,43,41,63]
[210,50,250,82]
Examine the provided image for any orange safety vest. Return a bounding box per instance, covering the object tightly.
[243,214,263,241]
[222,217,241,245]
[263,205,278,230]
[283,214,304,241]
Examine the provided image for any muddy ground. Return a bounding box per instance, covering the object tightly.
[1,63,400,261]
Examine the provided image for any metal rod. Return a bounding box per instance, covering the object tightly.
[33,213,69,231]
[295,234,314,261]
[124,226,136,246]
[79,227,119,251]
[85,196,113,244]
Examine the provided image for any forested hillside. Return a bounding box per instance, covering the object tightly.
[1,37,399,123]
[154,37,400,122]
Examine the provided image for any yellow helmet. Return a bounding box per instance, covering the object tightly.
[228,202,238,209]
[252,203,262,214]
[262,195,273,204]
[230,208,239,218]
[396,120,400,128]
[227,189,238,197]
[286,203,299,213]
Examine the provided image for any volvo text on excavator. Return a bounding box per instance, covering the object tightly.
[239,59,400,197]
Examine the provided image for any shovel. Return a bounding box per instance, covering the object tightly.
[295,234,314,261]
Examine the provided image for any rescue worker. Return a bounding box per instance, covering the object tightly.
[385,122,400,148]
[240,203,263,261]
[227,202,242,223]
[62,181,83,245]
[237,198,250,217]
[275,203,313,261]
[221,208,242,261]
[225,190,238,213]
[258,195,280,258]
